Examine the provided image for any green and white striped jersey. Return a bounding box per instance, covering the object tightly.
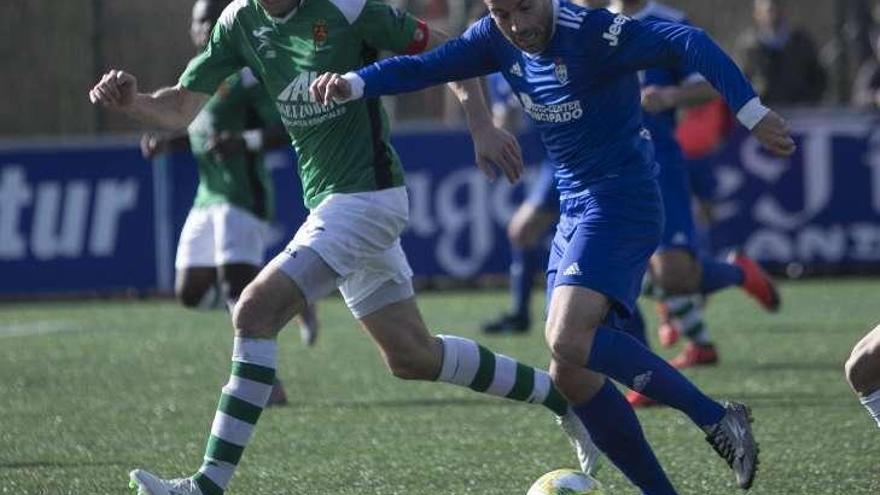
[180,0,428,209]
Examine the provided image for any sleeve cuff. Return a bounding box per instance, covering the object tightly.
[736,97,770,130]
[341,72,365,102]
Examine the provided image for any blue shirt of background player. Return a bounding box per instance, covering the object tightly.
[356,1,759,201]
[624,1,703,165]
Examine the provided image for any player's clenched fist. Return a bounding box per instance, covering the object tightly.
[752,110,796,157]
[310,72,352,106]
[89,70,138,108]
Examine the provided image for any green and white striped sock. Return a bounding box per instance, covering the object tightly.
[193,338,277,495]
[665,295,710,344]
[437,335,568,416]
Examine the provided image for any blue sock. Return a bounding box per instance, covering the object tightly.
[573,380,677,495]
[586,327,725,427]
[700,258,744,295]
[510,247,538,318]
[605,307,648,347]
[619,306,648,347]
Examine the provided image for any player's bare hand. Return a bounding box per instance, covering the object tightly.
[752,110,796,157]
[310,73,351,106]
[471,123,523,184]
[140,133,165,159]
[641,86,677,114]
[89,70,138,109]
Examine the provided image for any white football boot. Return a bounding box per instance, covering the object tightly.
[556,408,603,475]
[129,469,203,495]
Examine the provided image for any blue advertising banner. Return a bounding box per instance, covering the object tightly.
[0,143,157,295]
[709,111,880,273]
[2,109,878,296]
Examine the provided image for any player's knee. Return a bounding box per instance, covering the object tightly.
[547,332,590,371]
[846,337,880,392]
[232,286,279,339]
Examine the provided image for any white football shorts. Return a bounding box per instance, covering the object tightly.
[175,203,268,269]
[269,186,414,316]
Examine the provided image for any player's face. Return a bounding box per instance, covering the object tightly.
[257,0,299,17]
[486,0,554,54]
[754,0,783,29]
[190,0,214,50]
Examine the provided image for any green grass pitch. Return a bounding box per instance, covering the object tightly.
[1,279,879,494]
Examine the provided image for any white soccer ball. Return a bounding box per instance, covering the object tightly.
[527,469,604,495]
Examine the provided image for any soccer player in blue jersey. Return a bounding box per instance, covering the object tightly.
[608,0,782,407]
[312,0,795,491]
[483,0,609,335]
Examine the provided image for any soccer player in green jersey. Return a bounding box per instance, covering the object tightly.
[142,0,319,406]
[89,1,600,493]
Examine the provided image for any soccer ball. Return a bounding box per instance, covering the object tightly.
[527,469,604,495]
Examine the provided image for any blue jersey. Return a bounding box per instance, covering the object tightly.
[627,1,702,162]
[356,0,759,199]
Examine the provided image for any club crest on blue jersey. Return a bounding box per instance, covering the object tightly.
[554,58,569,85]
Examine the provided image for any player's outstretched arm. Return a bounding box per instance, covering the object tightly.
[453,84,524,184]
[89,69,208,130]
[427,28,522,183]
[310,71,522,184]
[607,16,796,157]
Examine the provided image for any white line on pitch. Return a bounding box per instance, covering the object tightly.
[0,321,82,338]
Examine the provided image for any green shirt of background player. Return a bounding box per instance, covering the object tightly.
[90,1,595,494]
[140,0,285,312]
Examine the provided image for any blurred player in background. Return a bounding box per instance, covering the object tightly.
[482,0,608,335]
[605,2,781,410]
[90,1,604,493]
[481,64,559,334]
[846,324,880,429]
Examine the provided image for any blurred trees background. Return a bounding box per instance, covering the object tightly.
[0,0,860,136]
